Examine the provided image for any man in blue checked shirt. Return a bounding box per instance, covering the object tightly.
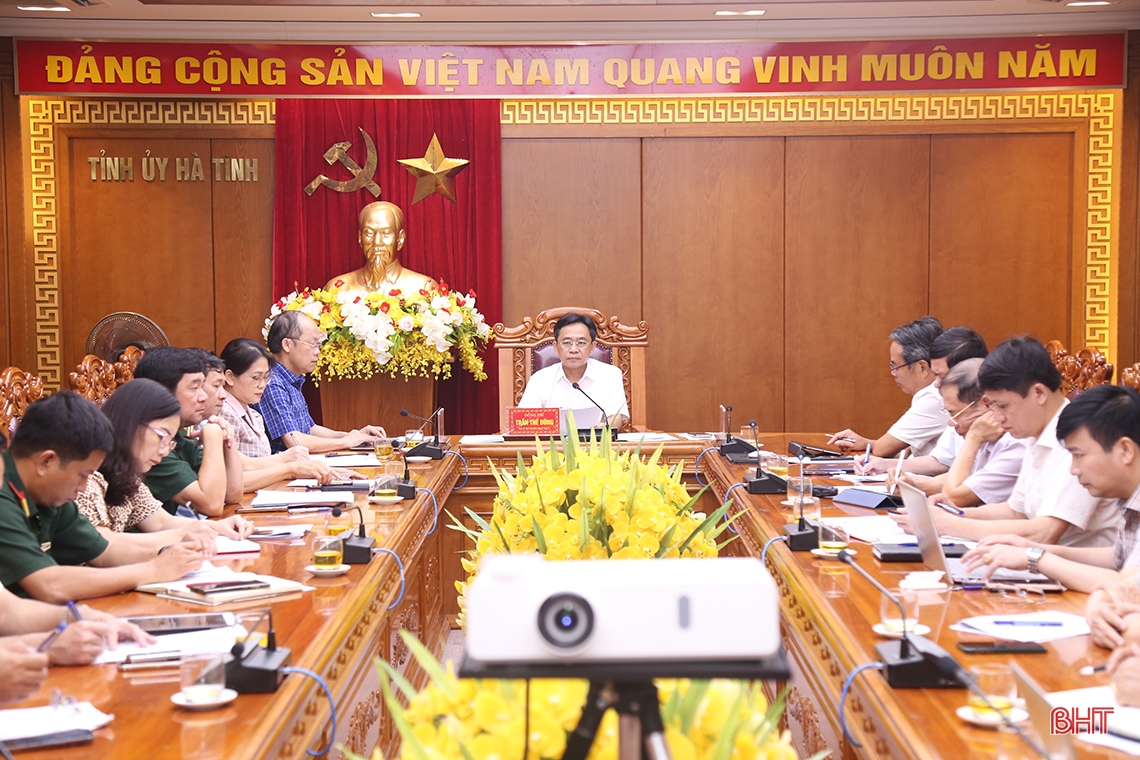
[255,311,386,454]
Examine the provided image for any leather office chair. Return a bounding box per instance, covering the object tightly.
[1045,340,1114,397]
[69,354,120,406]
[0,367,44,443]
[493,307,649,432]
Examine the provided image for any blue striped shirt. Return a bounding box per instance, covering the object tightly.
[253,361,314,451]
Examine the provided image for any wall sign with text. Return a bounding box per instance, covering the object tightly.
[15,35,1126,98]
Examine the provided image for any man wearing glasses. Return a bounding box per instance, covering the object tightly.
[830,316,946,457]
[893,337,1119,547]
[518,313,629,430]
[256,311,386,454]
[893,359,1027,507]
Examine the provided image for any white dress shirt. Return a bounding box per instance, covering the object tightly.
[1007,400,1120,547]
[518,358,630,418]
[886,382,948,458]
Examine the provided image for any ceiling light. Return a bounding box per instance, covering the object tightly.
[371,11,421,18]
[1066,0,1111,4]
[17,5,71,9]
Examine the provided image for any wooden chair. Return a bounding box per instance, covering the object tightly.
[113,345,145,385]
[493,307,649,431]
[69,354,120,406]
[1045,340,1114,397]
[0,367,44,443]
[1121,364,1140,392]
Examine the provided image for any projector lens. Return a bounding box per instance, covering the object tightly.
[538,593,594,649]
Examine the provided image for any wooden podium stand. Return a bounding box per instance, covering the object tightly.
[318,374,436,437]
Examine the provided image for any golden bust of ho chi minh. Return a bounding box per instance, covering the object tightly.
[325,201,438,293]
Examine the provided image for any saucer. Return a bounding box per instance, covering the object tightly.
[955,705,1029,728]
[171,688,237,711]
[811,548,855,559]
[405,456,431,464]
[368,495,404,507]
[306,564,349,577]
[871,623,931,639]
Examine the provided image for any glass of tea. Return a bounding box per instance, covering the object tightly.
[969,663,1017,718]
[311,535,344,568]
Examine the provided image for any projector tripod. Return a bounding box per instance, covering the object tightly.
[562,680,670,760]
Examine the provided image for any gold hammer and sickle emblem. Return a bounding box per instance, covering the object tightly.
[303,127,382,197]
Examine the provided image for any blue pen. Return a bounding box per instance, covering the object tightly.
[862,444,872,467]
[936,502,965,516]
[37,622,67,652]
[992,620,1062,626]
[66,601,83,621]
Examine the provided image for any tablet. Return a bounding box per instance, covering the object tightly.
[124,612,235,635]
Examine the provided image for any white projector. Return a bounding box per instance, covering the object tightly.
[465,554,780,664]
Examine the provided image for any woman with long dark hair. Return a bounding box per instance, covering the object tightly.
[77,379,252,548]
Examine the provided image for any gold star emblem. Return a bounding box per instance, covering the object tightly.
[397,133,470,204]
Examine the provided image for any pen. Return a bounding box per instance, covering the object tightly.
[991,620,1063,626]
[67,601,83,621]
[324,452,351,458]
[37,622,67,652]
[862,443,872,467]
[288,507,333,513]
[1080,664,1108,676]
[936,502,965,516]
[889,451,907,495]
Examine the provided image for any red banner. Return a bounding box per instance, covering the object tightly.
[15,34,1125,98]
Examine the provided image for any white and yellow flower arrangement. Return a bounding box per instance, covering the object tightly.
[265,282,490,383]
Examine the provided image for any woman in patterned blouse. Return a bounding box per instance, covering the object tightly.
[77,379,252,550]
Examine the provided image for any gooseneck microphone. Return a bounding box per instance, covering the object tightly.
[225,607,292,693]
[331,504,375,563]
[571,382,610,430]
[838,550,911,660]
[400,407,445,459]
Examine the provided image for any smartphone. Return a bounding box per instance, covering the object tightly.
[125,613,234,635]
[186,580,270,595]
[957,641,1048,654]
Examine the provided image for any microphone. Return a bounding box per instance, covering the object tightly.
[224,608,292,693]
[332,504,375,563]
[746,420,784,496]
[400,407,444,459]
[718,404,753,455]
[837,550,964,688]
[571,382,609,430]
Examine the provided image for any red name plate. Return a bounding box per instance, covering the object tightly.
[506,407,561,436]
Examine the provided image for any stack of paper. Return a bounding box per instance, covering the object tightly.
[249,490,354,507]
[214,536,261,554]
[951,611,1089,642]
[0,702,113,741]
[617,432,677,443]
[248,524,312,540]
[310,453,381,467]
[459,434,506,445]
[136,564,311,606]
[94,624,248,665]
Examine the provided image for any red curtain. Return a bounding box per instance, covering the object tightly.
[273,99,502,434]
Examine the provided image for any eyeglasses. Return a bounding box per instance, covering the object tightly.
[941,398,980,425]
[245,372,272,388]
[889,360,918,374]
[289,337,323,353]
[145,424,177,453]
[558,340,592,350]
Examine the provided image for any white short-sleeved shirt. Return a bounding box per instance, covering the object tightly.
[962,434,1027,505]
[518,358,630,418]
[930,427,962,467]
[886,382,948,458]
[1007,400,1120,547]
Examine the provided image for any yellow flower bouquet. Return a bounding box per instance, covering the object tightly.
[265,283,491,383]
[346,630,821,760]
[449,428,740,629]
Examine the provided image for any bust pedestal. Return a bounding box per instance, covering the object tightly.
[319,375,436,440]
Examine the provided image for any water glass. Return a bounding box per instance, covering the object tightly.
[324,512,353,537]
[180,652,226,704]
[786,476,813,507]
[818,523,849,554]
[312,534,344,568]
[969,663,1017,717]
[373,438,395,461]
[234,609,270,648]
[879,587,920,633]
[766,454,790,478]
[404,429,424,445]
[791,495,821,523]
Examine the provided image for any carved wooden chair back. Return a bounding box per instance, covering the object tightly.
[1045,340,1114,397]
[1121,364,1140,393]
[69,354,120,406]
[493,307,649,431]
[113,346,145,386]
[0,367,44,444]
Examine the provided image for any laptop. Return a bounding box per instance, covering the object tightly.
[1009,662,1077,759]
[898,481,1050,584]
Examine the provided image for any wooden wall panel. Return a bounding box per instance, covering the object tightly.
[784,136,931,435]
[501,138,642,326]
[641,137,785,432]
[0,39,20,370]
[930,133,1074,351]
[64,137,216,370]
[212,138,275,350]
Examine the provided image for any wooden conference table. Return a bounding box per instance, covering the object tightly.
[8,432,1133,760]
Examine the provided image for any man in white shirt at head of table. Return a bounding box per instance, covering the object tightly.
[518,312,629,431]
[829,315,947,458]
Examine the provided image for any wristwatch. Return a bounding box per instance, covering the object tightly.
[1026,546,1046,574]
